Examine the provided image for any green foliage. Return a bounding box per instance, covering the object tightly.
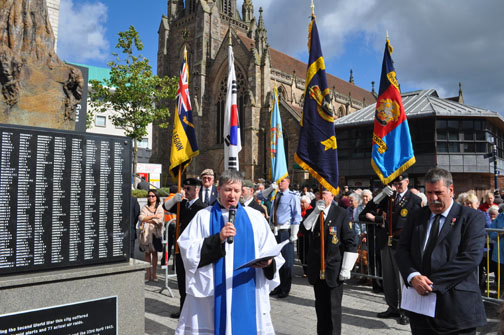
[88,26,178,176]
[131,189,148,198]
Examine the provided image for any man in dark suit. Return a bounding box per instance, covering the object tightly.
[163,178,207,318]
[199,168,218,206]
[396,168,486,334]
[303,187,357,335]
[374,172,422,325]
[241,179,267,217]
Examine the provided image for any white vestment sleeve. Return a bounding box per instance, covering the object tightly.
[177,207,216,297]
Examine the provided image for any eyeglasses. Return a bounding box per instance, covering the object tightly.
[148,195,156,198]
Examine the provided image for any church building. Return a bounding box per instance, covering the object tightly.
[154,0,376,183]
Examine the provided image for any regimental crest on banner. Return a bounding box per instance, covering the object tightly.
[375,98,400,126]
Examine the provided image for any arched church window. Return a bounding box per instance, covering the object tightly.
[277,86,287,101]
[338,106,345,118]
[216,71,247,144]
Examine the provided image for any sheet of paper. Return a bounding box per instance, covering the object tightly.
[401,285,436,318]
[235,239,290,270]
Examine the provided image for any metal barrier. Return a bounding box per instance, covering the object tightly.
[159,218,177,296]
[482,227,504,303]
[297,221,504,304]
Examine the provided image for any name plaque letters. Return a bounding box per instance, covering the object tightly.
[0,124,132,275]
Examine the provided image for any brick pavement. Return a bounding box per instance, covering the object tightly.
[139,249,500,335]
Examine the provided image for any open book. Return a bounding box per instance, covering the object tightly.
[236,239,290,270]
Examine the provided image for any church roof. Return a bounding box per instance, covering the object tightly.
[334,89,502,127]
[236,32,376,104]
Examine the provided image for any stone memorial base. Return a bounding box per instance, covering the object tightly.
[0,259,149,335]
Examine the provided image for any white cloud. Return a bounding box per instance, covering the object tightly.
[57,0,109,63]
[253,0,504,113]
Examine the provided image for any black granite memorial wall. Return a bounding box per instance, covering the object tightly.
[0,124,131,275]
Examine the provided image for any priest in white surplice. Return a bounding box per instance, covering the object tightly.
[176,170,285,335]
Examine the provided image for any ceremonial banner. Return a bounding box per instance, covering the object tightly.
[169,48,199,179]
[295,16,339,195]
[371,39,415,184]
[270,86,288,184]
[223,44,241,170]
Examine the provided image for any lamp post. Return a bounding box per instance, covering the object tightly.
[484,132,499,193]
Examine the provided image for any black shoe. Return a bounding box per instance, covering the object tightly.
[277,292,289,298]
[377,308,400,318]
[398,313,409,325]
[269,289,280,296]
[170,312,180,319]
[372,287,383,294]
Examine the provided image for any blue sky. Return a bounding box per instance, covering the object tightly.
[57,0,504,114]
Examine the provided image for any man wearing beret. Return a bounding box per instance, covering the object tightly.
[199,169,218,206]
[241,179,267,218]
[372,172,422,325]
[163,178,207,318]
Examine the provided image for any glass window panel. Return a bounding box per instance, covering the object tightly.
[474,120,484,131]
[437,119,447,129]
[476,142,487,153]
[448,142,460,152]
[462,120,473,129]
[463,143,475,152]
[437,129,447,140]
[95,115,106,127]
[437,142,448,152]
[447,120,459,130]
[463,130,474,140]
[448,131,459,140]
[476,130,486,141]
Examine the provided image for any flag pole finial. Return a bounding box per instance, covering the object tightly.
[311,0,315,16]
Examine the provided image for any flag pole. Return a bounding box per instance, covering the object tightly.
[175,165,182,254]
[311,0,315,16]
[388,193,393,247]
[319,184,326,279]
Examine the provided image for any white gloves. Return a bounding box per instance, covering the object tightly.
[373,186,393,204]
[162,193,183,211]
[289,225,299,243]
[314,200,325,213]
[261,182,278,198]
[339,252,359,281]
[303,200,326,231]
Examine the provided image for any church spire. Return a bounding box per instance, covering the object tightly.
[242,0,254,23]
[349,69,354,84]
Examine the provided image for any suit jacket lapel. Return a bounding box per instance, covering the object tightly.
[418,207,431,258]
[437,201,461,244]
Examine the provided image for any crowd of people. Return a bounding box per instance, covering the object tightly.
[131,168,503,334]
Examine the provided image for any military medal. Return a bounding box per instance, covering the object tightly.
[329,226,338,244]
[400,208,408,217]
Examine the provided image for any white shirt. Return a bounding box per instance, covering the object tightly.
[407,199,454,284]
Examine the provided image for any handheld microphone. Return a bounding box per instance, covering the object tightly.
[227,206,236,244]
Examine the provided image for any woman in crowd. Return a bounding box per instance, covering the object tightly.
[298,195,313,277]
[490,208,504,293]
[464,193,492,291]
[139,189,164,281]
[480,191,497,212]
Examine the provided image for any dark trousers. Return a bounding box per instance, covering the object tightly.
[175,253,186,311]
[367,224,382,290]
[381,245,402,311]
[314,279,344,335]
[276,229,293,294]
[409,313,476,335]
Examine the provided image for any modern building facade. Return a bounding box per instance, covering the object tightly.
[154,0,376,183]
[335,88,504,195]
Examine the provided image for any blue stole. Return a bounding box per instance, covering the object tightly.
[210,202,257,334]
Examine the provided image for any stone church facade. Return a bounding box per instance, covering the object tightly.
[154,0,376,184]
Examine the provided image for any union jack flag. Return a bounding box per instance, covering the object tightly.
[176,59,192,114]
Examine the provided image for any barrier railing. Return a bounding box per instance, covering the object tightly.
[297,221,504,303]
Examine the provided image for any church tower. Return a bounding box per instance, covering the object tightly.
[154,0,376,184]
